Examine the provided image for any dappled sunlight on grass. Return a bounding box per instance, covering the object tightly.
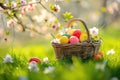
[0,28,120,80]
[12,45,55,59]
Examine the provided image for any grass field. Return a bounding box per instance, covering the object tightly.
[0,27,120,80]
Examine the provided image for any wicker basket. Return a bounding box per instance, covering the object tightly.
[52,18,101,59]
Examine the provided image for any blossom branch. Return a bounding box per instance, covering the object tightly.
[0,1,59,20]
[0,0,60,35]
[0,3,11,9]
[14,13,26,31]
[14,13,43,35]
[38,2,59,20]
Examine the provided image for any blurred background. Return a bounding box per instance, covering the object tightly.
[0,0,120,80]
[0,0,120,58]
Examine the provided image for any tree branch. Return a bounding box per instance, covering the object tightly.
[39,2,58,20]
[0,3,11,9]
[14,13,26,31]
[0,0,58,35]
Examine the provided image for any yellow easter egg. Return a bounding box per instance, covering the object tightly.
[68,29,76,36]
[60,36,69,44]
[79,33,88,42]
[55,33,62,39]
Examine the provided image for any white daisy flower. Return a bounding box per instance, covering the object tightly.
[28,61,39,72]
[107,49,115,55]
[43,66,55,74]
[3,54,13,63]
[90,27,99,37]
[43,57,49,63]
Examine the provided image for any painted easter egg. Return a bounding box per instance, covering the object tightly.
[69,36,79,44]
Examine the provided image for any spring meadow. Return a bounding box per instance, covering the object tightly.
[0,0,120,80]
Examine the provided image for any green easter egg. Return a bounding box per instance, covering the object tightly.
[62,34,71,38]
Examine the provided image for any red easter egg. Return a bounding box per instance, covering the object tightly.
[72,29,82,38]
[69,36,79,44]
[29,57,41,63]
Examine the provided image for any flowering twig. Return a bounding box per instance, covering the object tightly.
[0,0,59,35]
[0,3,11,9]
[0,0,59,20]
[14,13,43,35]
[39,2,59,20]
[14,13,26,31]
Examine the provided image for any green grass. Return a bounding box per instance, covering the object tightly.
[0,28,120,80]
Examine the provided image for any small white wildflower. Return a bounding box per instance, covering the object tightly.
[28,61,39,72]
[90,27,99,37]
[43,66,55,74]
[3,54,13,63]
[107,49,115,55]
[43,57,49,63]
[95,60,107,71]
[111,77,119,80]
[51,39,60,43]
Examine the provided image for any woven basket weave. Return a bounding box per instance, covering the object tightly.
[52,18,101,59]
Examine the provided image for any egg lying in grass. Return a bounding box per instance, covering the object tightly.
[93,51,103,60]
[29,57,41,63]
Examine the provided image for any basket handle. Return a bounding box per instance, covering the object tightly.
[67,18,91,43]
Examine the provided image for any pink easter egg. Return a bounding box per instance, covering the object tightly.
[69,36,79,44]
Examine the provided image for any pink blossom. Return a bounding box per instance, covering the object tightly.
[7,19,16,28]
[11,1,17,8]
[0,29,3,38]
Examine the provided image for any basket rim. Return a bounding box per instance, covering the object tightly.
[52,40,101,47]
